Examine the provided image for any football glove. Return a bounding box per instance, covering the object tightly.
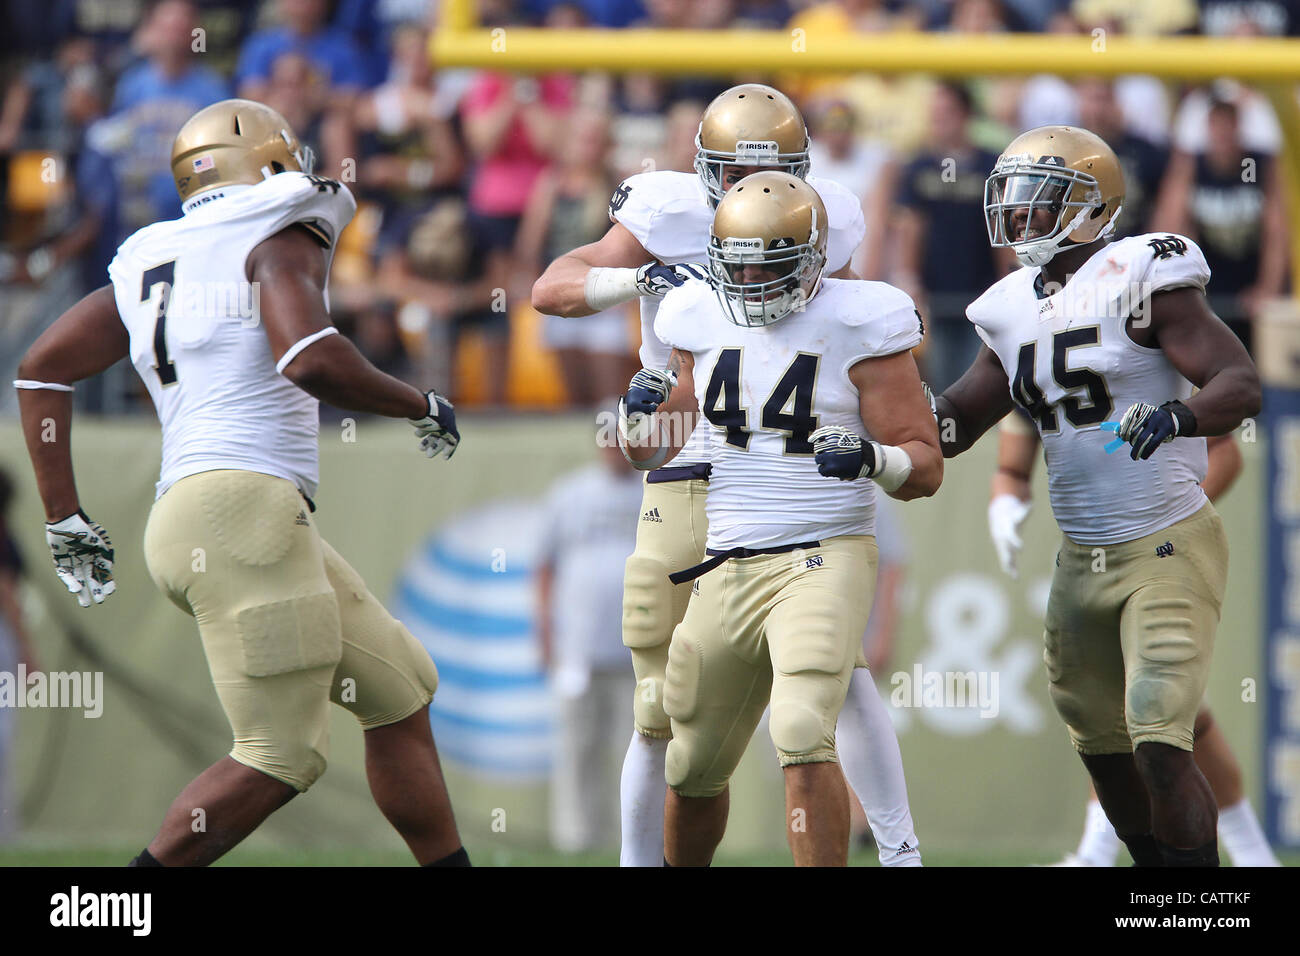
[921,380,938,421]
[1105,400,1196,461]
[46,511,116,607]
[634,262,709,297]
[619,367,676,444]
[410,389,460,460]
[988,494,1032,579]
[810,426,879,481]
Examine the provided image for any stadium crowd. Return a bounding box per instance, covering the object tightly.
[0,0,1292,411]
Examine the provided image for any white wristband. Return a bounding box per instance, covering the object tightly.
[584,267,641,312]
[276,327,340,375]
[870,442,914,493]
[14,379,73,392]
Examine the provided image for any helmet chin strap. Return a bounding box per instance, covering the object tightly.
[1014,203,1120,267]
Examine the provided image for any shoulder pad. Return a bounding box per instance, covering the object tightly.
[808,175,866,273]
[609,171,710,263]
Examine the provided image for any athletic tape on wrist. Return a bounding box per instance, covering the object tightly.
[584,267,642,312]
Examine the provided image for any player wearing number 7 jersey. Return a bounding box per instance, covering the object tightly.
[934,126,1261,867]
[624,172,942,865]
[14,100,467,867]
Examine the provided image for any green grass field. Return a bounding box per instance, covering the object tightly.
[1,844,1294,867]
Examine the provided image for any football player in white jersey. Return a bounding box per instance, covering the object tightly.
[934,126,1261,866]
[621,172,942,865]
[14,100,468,867]
[990,415,1280,866]
[533,83,923,867]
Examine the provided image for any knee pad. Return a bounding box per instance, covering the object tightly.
[622,555,676,651]
[769,698,834,763]
[231,740,327,793]
[664,736,727,798]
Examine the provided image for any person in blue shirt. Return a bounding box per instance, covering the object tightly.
[236,0,370,99]
[110,0,229,227]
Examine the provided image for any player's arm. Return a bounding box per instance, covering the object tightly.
[250,226,428,419]
[1111,287,1261,459]
[934,345,1016,458]
[620,348,698,469]
[1202,433,1242,502]
[16,285,128,521]
[249,225,461,458]
[16,285,126,605]
[812,350,941,500]
[530,222,706,318]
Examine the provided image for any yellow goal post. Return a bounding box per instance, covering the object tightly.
[430,0,1300,291]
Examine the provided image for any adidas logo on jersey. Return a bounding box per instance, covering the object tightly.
[642,507,663,523]
[295,510,309,527]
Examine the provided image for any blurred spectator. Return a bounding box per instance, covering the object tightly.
[335,0,436,87]
[892,82,1008,389]
[516,108,633,407]
[807,99,893,278]
[535,438,641,854]
[460,69,575,255]
[1075,76,1169,237]
[1198,0,1300,35]
[350,25,464,212]
[377,197,513,405]
[1070,0,1199,35]
[1153,95,1288,348]
[261,51,356,181]
[106,0,229,231]
[0,468,34,842]
[235,0,369,100]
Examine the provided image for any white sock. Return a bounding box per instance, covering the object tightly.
[1218,798,1280,867]
[619,731,669,867]
[836,669,922,866]
[1075,799,1122,867]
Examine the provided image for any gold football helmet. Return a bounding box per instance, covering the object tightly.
[170,99,315,202]
[695,84,811,208]
[984,125,1125,267]
[708,171,827,327]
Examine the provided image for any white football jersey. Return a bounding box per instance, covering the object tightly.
[966,233,1212,546]
[108,172,357,499]
[655,277,922,550]
[611,169,867,468]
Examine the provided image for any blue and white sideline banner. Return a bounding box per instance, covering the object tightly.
[392,500,553,780]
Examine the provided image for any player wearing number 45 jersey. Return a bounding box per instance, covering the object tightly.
[623,172,942,866]
[533,84,923,867]
[935,126,1262,867]
[15,100,467,867]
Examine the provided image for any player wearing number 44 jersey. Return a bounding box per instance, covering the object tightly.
[15,100,468,867]
[935,126,1262,867]
[623,172,942,866]
[533,84,923,867]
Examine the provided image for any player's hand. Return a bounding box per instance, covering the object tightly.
[619,367,676,444]
[810,426,878,481]
[988,493,1032,579]
[45,511,116,608]
[410,389,459,460]
[1106,400,1195,461]
[634,262,709,297]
